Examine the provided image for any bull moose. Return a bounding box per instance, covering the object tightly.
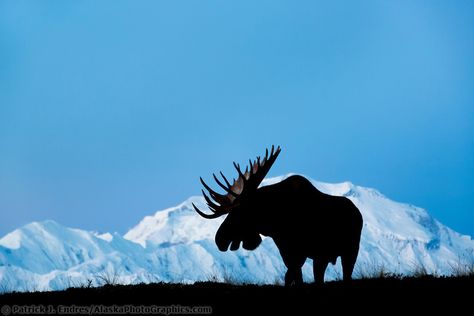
[193,146,363,285]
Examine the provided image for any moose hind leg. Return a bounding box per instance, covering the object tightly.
[341,249,359,281]
[313,259,329,284]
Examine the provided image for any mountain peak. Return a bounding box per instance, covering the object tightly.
[124,195,222,247]
[0,220,62,250]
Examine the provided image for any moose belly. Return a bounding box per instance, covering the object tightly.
[308,253,339,265]
[302,234,347,264]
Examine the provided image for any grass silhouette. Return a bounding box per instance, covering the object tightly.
[1,275,472,314]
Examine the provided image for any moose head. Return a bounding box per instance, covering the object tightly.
[193,145,281,252]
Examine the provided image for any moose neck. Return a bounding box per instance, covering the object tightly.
[247,188,280,237]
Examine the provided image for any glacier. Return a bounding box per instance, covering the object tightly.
[1,174,473,292]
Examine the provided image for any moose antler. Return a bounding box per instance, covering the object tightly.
[193,145,281,219]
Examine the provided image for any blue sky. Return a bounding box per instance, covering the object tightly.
[1,1,473,237]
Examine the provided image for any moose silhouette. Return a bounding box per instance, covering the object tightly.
[193,146,363,285]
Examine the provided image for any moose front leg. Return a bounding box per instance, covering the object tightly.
[282,254,306,286]
[285,266,303,286]
[313,259,329,284]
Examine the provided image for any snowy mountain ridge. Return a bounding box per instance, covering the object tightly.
[1,174,473,292]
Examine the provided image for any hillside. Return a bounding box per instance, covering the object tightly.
[1,276,473,314]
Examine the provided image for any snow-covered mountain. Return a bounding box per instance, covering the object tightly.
[1,175,473,292]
